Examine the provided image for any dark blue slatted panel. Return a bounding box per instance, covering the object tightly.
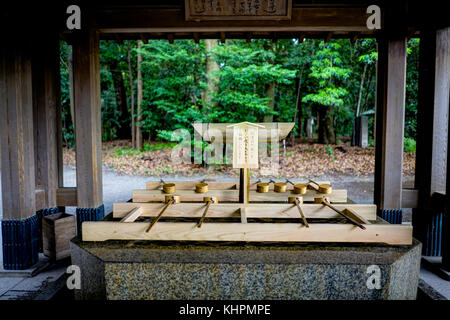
[76,204,105,236]
[2,215,39,270]
[424,212,443,256]
[379,209,403,224]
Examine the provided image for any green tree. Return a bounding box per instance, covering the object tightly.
[303,41,352,144]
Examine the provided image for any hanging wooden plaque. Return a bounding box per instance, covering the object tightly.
[185,0,292,21]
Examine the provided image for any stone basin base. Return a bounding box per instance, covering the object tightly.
[70,238,421,300]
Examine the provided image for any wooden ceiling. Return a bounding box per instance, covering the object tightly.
[3,1,448,41]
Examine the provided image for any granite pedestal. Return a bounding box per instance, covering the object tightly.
[70,238,421,300]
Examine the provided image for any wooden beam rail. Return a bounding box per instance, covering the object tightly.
[133,189,347,203]
[93,7,372,34]
[113,203,377,220]
[146,181,332,190]
[82,221,413,245]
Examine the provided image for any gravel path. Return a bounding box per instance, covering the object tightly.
[0,166,392,218]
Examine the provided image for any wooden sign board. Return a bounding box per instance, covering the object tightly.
[227,122,263,168]
[232,125,259,168]
[185,0,292,21]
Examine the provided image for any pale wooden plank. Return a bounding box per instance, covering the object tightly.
[113,203,377,220]
[146,180,331,190]
[249,190,347,203]
[82,221,413,245]
[133,189,347,203]
[120,207,142,223]
[146,181,239,190]
[193,122,294,142]
[133,189,238,202]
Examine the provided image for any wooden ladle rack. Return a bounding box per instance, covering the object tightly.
[82,180,413,245]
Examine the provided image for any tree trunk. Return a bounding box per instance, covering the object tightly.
[127,41,136,148]
[263,81,276,122]
[203,39,219,110]
[136,40,143,150]
[68,48,75,131]
[109,58,130,140]
[356,63,368,118]
[318,105,336,144]
[291,71,304,145]
[305,117,313,139]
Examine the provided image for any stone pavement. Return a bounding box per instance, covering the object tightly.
[0,257,68,300]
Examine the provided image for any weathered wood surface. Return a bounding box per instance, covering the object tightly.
[35,188,46,212]
[374,37,407,210]
[56,188,78,207]
[73,29,103,208]
[82,221,412,245]
[43,213,76,261]
[94,7,371,33]
[32,35,61,208]
[402,189,418,208]
[0,38,36,220]
[431,28,450,195]
[442,27,450,269]
[133,189,347,203]
[185,0,292,21]
[113,203,377,220]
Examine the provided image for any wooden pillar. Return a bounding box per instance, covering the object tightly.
[32,35,62,209]
[72,29,103,208]
[414,27,450,258]
[439,27,450,268]
[0,39,36,220]
[374,37,407,213]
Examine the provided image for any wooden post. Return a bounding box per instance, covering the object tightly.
[414,27,450,258]
[374,37,407,212]
[32,35,62,208]
[0,39,36,220]
[72,29,103,208]
[438,27,450,268]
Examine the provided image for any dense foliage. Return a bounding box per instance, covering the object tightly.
[60,38,419,150]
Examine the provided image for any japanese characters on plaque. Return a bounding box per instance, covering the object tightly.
[185,0,291,20]
[232,125,259,169]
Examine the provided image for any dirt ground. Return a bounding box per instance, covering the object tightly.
[63,140,416,179]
